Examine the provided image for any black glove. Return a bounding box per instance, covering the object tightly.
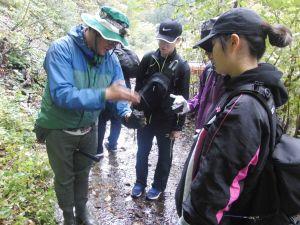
[122,110,146,129]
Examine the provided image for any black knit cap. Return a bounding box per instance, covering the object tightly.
[196,8,265,52]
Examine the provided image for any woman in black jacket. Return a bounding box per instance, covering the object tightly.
[176,8,293,225]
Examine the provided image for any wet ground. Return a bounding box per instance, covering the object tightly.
[56,118,195,225]
[55,117,300,225]
[88,120,195,225]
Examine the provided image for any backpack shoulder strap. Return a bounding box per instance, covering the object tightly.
[202,63,214,84]
[221,83,276,153]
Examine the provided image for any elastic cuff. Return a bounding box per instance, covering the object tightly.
[100,88,106,102]
[188,103,194,111]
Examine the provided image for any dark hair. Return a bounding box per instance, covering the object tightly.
[243,34,267,60]
[218,23,292,60]
[218,35,230,52]
[262,23,293,47]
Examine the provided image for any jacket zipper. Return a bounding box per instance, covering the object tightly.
[76,63,93,128]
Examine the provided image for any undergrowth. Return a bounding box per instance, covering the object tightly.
[0,86,55,225]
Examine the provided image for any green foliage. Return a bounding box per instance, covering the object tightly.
[253,0,299,133]
[6,49,29,69]
[170,0,300,134]
[0,0,79,82]
[0,1,299,224]
[0,87,55,225]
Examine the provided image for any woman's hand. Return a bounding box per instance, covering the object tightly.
[170,94,190,115]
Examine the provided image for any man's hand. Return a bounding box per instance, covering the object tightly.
[170,94,190,115]
[122,110,146,129]
[105,83,140,104]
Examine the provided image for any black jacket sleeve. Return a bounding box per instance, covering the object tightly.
[182,94,270,225]
[172,61,190,131]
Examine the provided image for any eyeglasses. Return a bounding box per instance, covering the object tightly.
[107,40,119,47]
[94,31,119,47]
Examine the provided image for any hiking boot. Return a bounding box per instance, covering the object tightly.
[62,208,75,225]
[64,219,76,225]
[75,205,97,225]
[74,178,97,225]
[131,183,145,198]
[146,187,162,200]
[104,142,117,152]
[64,218,75,225]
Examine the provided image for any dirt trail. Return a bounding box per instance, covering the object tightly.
[87,120,195,225]
[54,118,300,225]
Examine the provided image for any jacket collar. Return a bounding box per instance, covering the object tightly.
[152,48,177,63]
[223,63,288,107]
[68,25,113,65]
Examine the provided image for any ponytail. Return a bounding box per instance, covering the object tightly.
[262,23,293,48]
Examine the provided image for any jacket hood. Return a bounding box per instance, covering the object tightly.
[68,25,94,60]
[224,63,288,107]
[68,25,112,62]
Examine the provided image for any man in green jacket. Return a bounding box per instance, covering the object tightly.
[35,6,139,225]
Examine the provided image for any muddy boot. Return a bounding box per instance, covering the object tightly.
[62,208,75,225]
[75,204,97,225]
[73,141,96,225]
[74,177,97,225]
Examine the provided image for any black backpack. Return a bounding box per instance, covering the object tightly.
[138,59,179,112]
[222,84,300,218]
[113,45,140,79]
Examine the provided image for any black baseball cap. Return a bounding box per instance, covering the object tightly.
[193,17,218,50]
[156,19,182,43]
[196,8,265,52]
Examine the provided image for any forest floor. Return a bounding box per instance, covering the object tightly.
[55,119,195,225]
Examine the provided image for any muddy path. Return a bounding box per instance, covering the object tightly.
[54,116,300,225]
[87,119,195,225]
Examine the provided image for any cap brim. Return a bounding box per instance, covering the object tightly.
[156,33,179,43]
[192,33,216,51]
[81,13,128,46]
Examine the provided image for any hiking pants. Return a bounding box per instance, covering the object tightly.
[135,124,174,192]
[97,110,121,154]
[45,127,96,210]
[97,112,122,154]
